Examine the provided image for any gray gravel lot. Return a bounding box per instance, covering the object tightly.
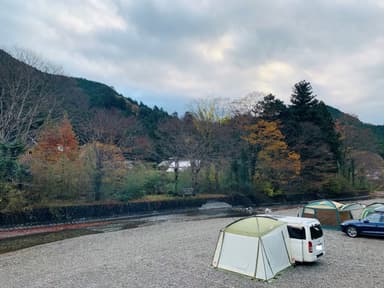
[0,202,383,288]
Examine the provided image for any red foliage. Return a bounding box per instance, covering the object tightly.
[33,114,79,162]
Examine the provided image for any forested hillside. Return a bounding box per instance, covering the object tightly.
[328,106,384,157]
[327,106,384,190]
[1,49,382,213]
[0,49,170,154]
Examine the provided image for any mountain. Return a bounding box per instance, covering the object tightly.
[327,106,384,157]
[1,48,383,178]
[327,106,384,189]
[0,49,170,160]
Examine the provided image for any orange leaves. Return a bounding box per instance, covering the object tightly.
[59,115,78,153]
[288,151,301,176]
[32,114,79,162]
[23,114,131,202]
[242,119,301,183]
[242,120,288,156]
[22,115,82,200]
[242,120,286,148]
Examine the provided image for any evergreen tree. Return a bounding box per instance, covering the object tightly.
[290,80,318,121]
[313,101,341,162]
[253,94,287,121]
[0,142,25,183]
[287,81,341,194]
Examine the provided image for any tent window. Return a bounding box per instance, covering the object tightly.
[310,225,323,239]
[303,208,315,215]
[287,226,306,239]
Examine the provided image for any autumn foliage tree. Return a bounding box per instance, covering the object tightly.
[25,114,81,201]
[33,114,78,162]
[25,113,132,202]
[242,120,301,196]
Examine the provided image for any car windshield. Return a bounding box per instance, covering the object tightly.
[366,213,381,222]
[310,224,323,239]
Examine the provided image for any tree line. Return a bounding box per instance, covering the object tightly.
[0,50,371,212]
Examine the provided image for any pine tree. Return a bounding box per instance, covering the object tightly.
[290,80,318,121]
[287,81,341,194]
[253,94,287,120]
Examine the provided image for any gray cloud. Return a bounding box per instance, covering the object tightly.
[1,0,383,124]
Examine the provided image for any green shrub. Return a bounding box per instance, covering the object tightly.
[322,176,353,196]
[0,183,27,213]
[114,165,173,201]
[114,166,146,201]
[175,171,192,194]
[142,170,173,195]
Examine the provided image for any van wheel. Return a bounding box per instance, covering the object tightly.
[346,226,358,238]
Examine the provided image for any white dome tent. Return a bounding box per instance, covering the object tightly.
[212,216,293,281]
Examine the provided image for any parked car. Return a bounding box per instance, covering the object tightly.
[340,207,384,238]
[262,215,325,262]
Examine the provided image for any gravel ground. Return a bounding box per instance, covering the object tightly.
[0,201,383,288]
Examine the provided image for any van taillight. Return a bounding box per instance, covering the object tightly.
[308,241,313,253]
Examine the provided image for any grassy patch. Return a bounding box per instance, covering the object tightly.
[193,194,228,199]
[27,193,229,207]
[131,193,228,202]
[136,194,174,202]
[30,199,122,208]
[0,229,100,254]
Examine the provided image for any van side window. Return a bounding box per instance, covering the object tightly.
[310,224,323,239]
[287,226,306,239]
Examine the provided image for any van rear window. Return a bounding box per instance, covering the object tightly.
[287,226,306,239]
[310,224,323,239]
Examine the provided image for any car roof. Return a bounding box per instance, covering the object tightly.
[374,206,384,213]
[258,214,321,226]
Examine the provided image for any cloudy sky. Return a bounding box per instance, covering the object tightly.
[1,0,383,124]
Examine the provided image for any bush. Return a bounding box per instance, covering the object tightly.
[114,165,173,201]
[322,176,353,197]
[251,179,275,196]
[0,183,27,213]
[142,170,173,195]
[115,166,146,201]
[174,171,192,195]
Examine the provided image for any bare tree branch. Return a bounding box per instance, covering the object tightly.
[0,48,59,144]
